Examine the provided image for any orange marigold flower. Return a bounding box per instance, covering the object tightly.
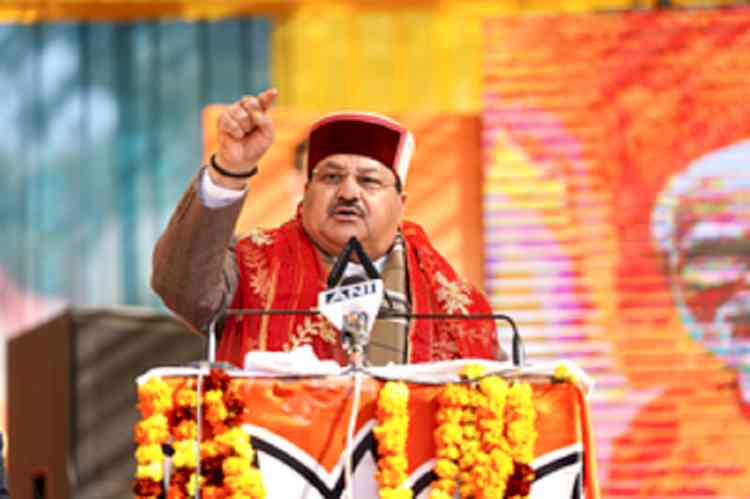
[137,377,173,417]
[173,420,197,441]
[201,486,228,499]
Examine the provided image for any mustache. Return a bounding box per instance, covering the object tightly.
[328,200,365,217]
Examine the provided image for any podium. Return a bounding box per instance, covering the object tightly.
[133,359,599,498]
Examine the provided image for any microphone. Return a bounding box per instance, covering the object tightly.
[318,275,384,364]
[319,238,384,364]
[326,238,357,288]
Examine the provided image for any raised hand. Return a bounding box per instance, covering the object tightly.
[211,88,278,188]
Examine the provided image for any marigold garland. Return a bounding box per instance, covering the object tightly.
[430,365,537,499]
[138,366,537,499]
[134,369,266,499]
[374,381,414,499]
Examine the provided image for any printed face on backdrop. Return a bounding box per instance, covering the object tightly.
[301,154,406,260]
[653,140,750,404]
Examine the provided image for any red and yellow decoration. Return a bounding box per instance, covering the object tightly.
[373,381,413,499]
[133,369,266,499]
[429,365,536,499]
[371,366,538,499]
[136,366,546,497]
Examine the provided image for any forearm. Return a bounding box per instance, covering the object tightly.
[151,169,245,333]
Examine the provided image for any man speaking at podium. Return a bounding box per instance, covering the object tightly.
[152,89,503,367]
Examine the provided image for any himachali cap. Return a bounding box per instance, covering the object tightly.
[306,112,415,186]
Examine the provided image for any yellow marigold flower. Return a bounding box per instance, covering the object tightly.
[435,407,462,425]
[379,487,413,499]
[489,449,513,475]
[460,364,486,380]
[378,381,410,415]
[135,460,163,481]
[462,424,479,440]
[205,391,228,425]
[200,440,230,459]
[374,424,408,454]
[458,452,477,469]
[175,386,197,407]
[478,376,507,397]
[436,445,460,461]
[434,423,463,447]
[470,391,489,409]
[428,490,453,499]
[434,458,459,479]
[459,439,480,456]
[477,485,505,499]
[173,420,197,440]
[135,443,163,465]
[137,377,173,417]
[226,468,266,497]
[460,409,476,423]
[134,414,169,445]
[376,465,407,489]
[187,473,204,497]
[223,456,252,477]
[215,428,254,460]
[553,362,575,383]
[437,384,470,407]
[380,454,408,474]
[459,482,476,498]
[216,427,249,450]
[172,440,198,469]
[431,478,456,494]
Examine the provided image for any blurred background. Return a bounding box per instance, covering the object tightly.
[4,0,750,497]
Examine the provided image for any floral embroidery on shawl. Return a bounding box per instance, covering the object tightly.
[283,315,338,352]
[247,228,273,247]
[237,245,272,298]
[431,321,463,360]
[434,271,473,314]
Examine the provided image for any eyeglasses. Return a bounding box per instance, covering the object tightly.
[311,168,398,194]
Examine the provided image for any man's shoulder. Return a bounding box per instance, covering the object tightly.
[236,218,300,249]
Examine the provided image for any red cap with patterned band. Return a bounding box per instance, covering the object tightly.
[306,112,415,186]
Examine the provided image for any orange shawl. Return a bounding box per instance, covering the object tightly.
[217,216,498,367]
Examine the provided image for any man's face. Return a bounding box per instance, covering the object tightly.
[668,189,750,402]
[301,154,405,259]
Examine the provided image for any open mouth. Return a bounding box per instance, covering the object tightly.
[331,206,363,220]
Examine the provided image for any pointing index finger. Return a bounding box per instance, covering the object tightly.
[257,88,278,112]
